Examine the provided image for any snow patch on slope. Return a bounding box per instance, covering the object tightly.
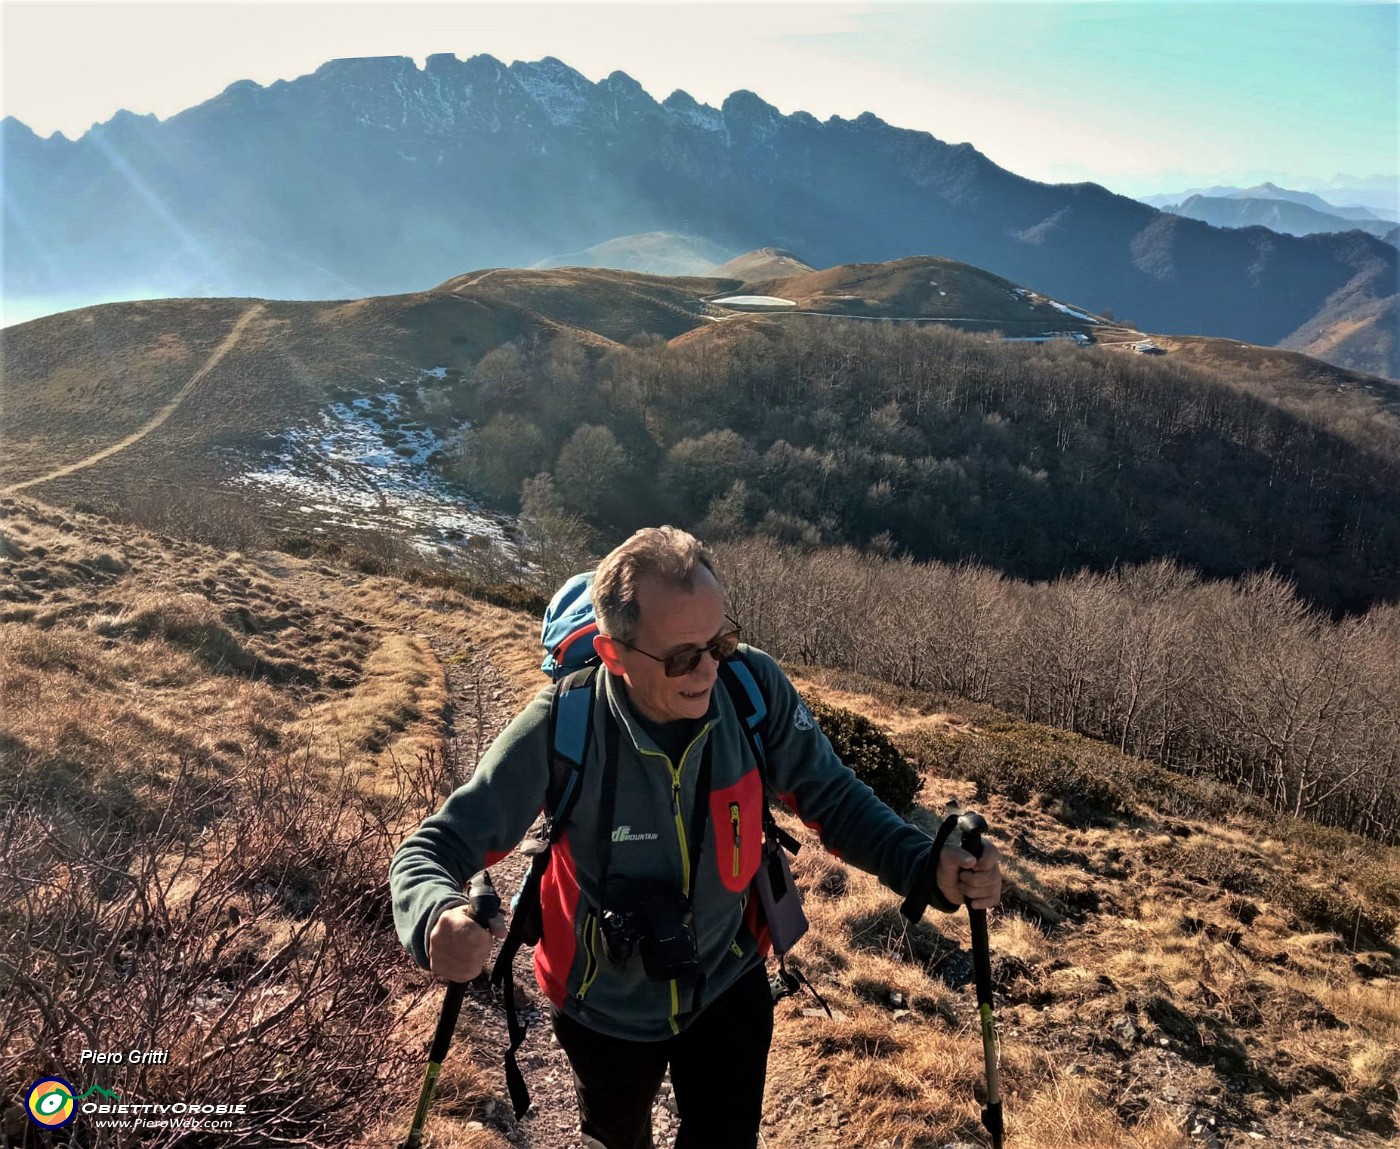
[1048,301,1101,324]
[229,381,514,553]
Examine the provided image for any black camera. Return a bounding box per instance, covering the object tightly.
[600,907,639,967]
[598,885,698,980]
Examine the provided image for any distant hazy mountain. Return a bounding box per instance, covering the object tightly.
[4,53,1396,374]
[1142,182,1399,223]
[1163,194,1398,240]
[1228,183,1396,223]
[1140,186,1248,208]
[533,231,735,276]
[1312,175,1400,222]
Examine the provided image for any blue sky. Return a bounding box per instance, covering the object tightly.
[1,1,1396,199]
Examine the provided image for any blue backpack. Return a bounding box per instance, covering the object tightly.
[539,572,600,681]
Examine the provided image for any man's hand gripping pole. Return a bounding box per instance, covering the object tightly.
[400,871,500,1149]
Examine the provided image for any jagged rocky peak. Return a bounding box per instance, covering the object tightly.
[423,52,466,76]
[722,89,781,121]
[588,70,662,126]
[603,70,645,94]
[459,53,514,82]
[2,115,40,141]
[853,110,890,129]
[721,90,786,142]
[508,57,594,125]
[313,55,420,83]
[96,108,161,138]
[219,78,266,102]
[407,51,518,92]
[511,56,591,87]
[663,89,724,132]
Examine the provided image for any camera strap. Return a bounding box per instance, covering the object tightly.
[686,736,715,896]
[596,707,622,889]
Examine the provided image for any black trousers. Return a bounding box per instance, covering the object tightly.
[551,963,775,1149]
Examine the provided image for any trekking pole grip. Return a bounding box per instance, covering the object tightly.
[959,811,987,862]
[465,870,502,931]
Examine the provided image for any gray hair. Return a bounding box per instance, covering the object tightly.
[591,526,720,644]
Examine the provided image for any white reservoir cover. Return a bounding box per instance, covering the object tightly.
[712,295,797,307]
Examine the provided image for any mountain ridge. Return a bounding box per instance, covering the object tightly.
[4,256,1398,612]
[4,53,1396,375]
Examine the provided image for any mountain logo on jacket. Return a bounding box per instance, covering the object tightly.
[611,826,660,843]
[794,703,814,732]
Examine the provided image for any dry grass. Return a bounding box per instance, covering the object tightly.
[0,289,546,501]
[439,265,717,343]
[747,682,1400,1148]
[3,495,1397,1147]
[336,575,543,714]
[297,630,442,762]
[0,497,472,1144]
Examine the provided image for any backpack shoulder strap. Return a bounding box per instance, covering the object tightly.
[545,664,597,840]
[495,664,600,1119]
[718,653,767,765]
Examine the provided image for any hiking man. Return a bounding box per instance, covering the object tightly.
[391,526,1002,1149]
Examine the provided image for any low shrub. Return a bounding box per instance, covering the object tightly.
[808,699,922,815]
[898,723,1130,827]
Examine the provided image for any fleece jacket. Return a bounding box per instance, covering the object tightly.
[390,645,938,1041]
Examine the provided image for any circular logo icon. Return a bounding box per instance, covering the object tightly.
[27,1078,76,1128]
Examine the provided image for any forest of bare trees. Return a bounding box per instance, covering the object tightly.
[715,538,1400,844]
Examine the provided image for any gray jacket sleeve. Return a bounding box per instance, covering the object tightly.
[744,648,935,898]
[389,685,554,970]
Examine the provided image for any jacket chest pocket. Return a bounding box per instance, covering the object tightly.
[709,768,763,893]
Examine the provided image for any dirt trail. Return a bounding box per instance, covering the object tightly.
[2,303,265,496]
[266,565,597,1148]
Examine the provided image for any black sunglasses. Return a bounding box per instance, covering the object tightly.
[613,618,742,677]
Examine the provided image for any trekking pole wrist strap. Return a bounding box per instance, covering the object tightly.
[900,814,962,921]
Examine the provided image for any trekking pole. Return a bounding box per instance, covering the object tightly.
[400,871,501,1149]
[959,812,1004,1149]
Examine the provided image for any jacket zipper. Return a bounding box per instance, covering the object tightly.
[729,802,742,878]
[637,721,711,898]
[636,722,711,1032]
[576,912,601,1001]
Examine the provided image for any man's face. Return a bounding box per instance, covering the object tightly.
[602,568,728,725]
